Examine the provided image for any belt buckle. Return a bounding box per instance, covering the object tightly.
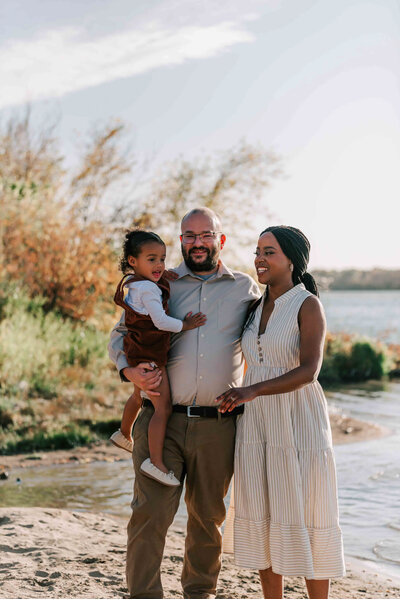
[187,406,200,418]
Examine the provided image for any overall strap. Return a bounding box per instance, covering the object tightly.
[114,273,138,308]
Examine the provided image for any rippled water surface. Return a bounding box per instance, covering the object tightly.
[327,381,400,577]
[1,381,399,578]
[320,290,400,343]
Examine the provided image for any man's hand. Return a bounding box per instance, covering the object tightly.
[122,363,162,397]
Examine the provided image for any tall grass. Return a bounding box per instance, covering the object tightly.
[0,287,109,397]
[0,286,127,454]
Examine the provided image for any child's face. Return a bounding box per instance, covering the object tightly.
[127,242,166,283]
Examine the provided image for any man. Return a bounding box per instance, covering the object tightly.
[108,208,260,599]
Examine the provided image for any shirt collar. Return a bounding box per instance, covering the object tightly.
[173,259,236,281]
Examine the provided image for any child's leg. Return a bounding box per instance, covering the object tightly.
[120,385,142,441]
[147,366,172,473]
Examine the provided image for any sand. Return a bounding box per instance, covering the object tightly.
[1,507,399,599]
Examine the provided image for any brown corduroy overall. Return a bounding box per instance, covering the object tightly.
[114,273,172,367]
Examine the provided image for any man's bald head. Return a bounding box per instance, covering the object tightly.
[181,208,222,233]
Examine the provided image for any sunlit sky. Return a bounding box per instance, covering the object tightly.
[1,0,399,269]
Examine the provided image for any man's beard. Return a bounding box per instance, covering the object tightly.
[182,245,219,272]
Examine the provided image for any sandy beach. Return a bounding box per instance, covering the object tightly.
[1,507,399,599]
[0,412,397,598]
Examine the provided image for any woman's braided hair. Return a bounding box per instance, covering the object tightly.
[120,229,165,274]
[244,225,319,330]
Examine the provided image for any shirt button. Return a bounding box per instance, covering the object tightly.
[203,298,207,301]
[200,354,204,357]
[201,334,205,338]
[199,375,203,380]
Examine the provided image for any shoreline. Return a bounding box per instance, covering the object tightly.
[0,412,391,474]
[1,507,399,599]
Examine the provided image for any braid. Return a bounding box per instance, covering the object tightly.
[300,272,319,296]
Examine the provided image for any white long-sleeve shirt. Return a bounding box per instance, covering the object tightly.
[125,280,183,333]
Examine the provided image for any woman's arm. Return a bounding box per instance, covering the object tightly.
[216,295,326,412]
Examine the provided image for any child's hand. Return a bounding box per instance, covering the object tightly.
[182,311,207,331]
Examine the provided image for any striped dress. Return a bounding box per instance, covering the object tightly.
[224,284,345,579]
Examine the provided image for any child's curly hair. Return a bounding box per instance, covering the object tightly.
[119,229,165,273]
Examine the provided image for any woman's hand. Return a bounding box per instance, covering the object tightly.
[122,363,162,397]
[216,386,257,413]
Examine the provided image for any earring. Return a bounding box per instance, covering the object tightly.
[289,264,294,272]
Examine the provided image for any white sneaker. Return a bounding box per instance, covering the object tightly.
[140,458,180,487]
[109,429,133,453]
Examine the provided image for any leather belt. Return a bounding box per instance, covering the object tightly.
[141,398,244,418]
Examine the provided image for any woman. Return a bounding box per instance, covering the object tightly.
[219,226,345,599]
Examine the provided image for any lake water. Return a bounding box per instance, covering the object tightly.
[1,291,399,578]
[321,290,400,343]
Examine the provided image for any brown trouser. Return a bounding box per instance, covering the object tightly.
[126,405,236,599]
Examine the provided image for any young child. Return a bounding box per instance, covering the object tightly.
[110,230,206,486]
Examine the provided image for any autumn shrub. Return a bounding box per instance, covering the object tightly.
[1,187,118,323]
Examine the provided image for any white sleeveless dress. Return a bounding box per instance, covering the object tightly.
[224,284,345,579]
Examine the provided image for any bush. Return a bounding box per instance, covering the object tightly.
[1,189,118,322]
[0,426,95,455]
[319,333,395,384]
[346,342,386,381]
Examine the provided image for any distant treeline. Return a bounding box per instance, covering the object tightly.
[311,269,400,290]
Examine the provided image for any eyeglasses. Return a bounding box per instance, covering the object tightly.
[180,231,221,244]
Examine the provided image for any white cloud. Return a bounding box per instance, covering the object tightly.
[0,21,254,109]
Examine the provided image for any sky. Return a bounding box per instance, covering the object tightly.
[1,0,400,269]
